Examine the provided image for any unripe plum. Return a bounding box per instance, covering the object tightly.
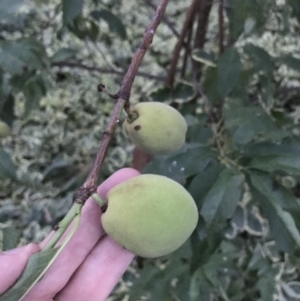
[101,174,198,258]
[123,102,187,155]
[0,121,10,139]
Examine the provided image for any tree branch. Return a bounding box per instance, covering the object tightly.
[218,0,225,54]
[73,0,170,204]
[144,0,180,38]
[164,0,199,88]
[193,0,214,79]
[52,61,164,81]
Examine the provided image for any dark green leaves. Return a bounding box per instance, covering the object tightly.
[0,39,49,75]
[250,171,300,253]
[223,101,287,146]
[249,155,300,176]
[217,49,242,98]
[200,168,244,230]
[91,9,127,39]
[0,148,17,180]
[62,0,83,24]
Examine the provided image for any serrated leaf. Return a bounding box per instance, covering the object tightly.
[249,155,300,176]
[217,49,242,98]
[0,148,17,180]
[250,171,300,253]
[91,9,127,39]
[200,168,244,230]
[2,227,21,251]
[62,0,83,24]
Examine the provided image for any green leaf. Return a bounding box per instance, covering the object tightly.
[0,248,59,300]
[91,9,127,39]
[0,148,17,180]
[278,55,300,73]
[0,39,49,74]
[227,0,272,39]
[128,260,187,301]
[188,161,223,209]
[217,49,242,98]
[23,76,47,117]
[223,102,287,146]
[150,82,194,102]
[62,0,83,24]
[143,145,214,183]
[202,67,219,103]
[200,168,244,230]
[242,141,300,157]
[249,171,300,253]
[192,50,216,67]
[2,227,21,251]
[0,94,15,127]
[249,155,300,176]
[50,48,77,63]
[244,44,273,74]
[0,212,81,300]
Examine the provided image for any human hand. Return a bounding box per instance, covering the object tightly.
[0,168,140,301]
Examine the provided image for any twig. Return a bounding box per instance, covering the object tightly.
[218,0,225,54]
[164,0,199,88]
[193,0,214,79]
[51,61,164,81]
[180,21,193,78]
[73,0,170,204]
[144,0,180,38]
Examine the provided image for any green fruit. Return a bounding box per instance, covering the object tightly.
[123,102,187,155]
[101,174,198,258]
[0,121,10,139]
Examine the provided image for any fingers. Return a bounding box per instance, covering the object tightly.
[22,168,140,301]
[54,237,135,301]
[0,243,40,294]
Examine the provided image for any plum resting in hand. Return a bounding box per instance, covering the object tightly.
[101,174,198,258]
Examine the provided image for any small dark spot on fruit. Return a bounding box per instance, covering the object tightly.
[134,125,141,131]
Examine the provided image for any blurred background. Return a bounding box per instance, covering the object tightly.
[0,0,300,300]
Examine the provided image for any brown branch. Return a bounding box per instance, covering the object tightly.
[218,0,225,55]
[164,0,199,88]
[52,61,164,81]
[180,24,193,78]
[193,0,214,79]
[73,0,170,204]
[144,0,180,38]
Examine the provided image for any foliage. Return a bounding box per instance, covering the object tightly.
[1,0,300,300]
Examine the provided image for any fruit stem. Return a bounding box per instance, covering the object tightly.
[126,110,139,124]
[43,202,83,250]
[91,193,107,208]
